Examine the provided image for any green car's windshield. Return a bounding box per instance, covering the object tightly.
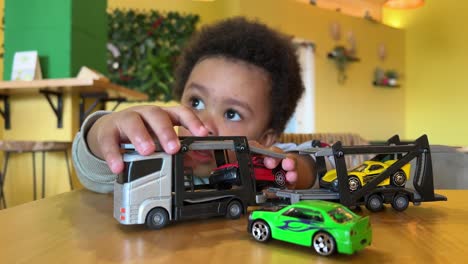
[350,164,367,172]
[327,207,355,224]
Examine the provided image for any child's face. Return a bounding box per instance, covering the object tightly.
[179,56,276,146]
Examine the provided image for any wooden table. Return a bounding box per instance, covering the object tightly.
[0,189,463,263]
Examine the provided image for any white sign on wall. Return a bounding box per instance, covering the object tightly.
[10,51,43,81]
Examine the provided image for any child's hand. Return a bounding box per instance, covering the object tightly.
[248,142,298,187]
[262,147,299,188]
[86,105,209,174]
[259,145,316,190]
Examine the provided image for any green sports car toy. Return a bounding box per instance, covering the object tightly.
[247,200,372,256]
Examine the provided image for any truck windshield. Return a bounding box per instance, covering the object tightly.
[117,158,163,184]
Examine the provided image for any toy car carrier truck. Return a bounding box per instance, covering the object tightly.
[273,135,447,212]
[114,136,286,229]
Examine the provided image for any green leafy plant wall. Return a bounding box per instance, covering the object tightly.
[107,9,199,101]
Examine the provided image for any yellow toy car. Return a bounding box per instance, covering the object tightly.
[319,160,411,192]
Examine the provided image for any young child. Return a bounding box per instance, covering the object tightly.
[72,16,316,193]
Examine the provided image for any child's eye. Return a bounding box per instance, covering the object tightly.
[190,98,205,110]
[225,109,242,121]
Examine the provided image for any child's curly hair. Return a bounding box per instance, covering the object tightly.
[173,17,304,135]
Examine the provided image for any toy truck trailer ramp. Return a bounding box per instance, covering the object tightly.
[274,135,447,212]
[115,136,287,229]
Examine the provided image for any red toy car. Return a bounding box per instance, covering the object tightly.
[209,156,287,190]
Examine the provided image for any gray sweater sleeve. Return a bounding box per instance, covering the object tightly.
[72,110,116,193]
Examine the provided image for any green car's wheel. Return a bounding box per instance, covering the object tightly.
[312,231,336,256]
[348,176,361,192]
[251,220,271,243]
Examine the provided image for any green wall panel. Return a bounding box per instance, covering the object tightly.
[4,0,106,79]
[71,0,107,76]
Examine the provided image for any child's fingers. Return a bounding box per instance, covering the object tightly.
[133,107,181,154]
[134,105,208,154]
[97,129,124,174]
[284,155,299,187]
[261,144,286,169]
[282,157,296,171]
[286,171,298,184]
[263,156,280,169]
[265,155,297,186]
[116,111,157,155]
[102,147,124,174]
[165,106,209,136]
[264,156,296,171]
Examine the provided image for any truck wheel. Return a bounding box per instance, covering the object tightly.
[391,170,407,187]
[226,200,243,219]
[348,176,361,192]
[251,220,271,242]
[312,231,336,256]
[366,194,384,212]
[392,193,409,212]
[146,208,169,230]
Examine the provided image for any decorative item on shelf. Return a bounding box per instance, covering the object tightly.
[378,43,387,61]
[107,9,199,101]
[374,43,400,88]
[327,45,360,84]
[11,51,43,81]
[373,67,400,87]
[327,25,360,84]
[329,22,341,42]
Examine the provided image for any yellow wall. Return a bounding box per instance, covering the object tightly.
[233,0,405,141]
[384,1,468,145]
[108,0,230,26]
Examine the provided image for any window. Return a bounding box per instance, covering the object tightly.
[369,165,383,171]
[328,207,355,224]
[283,207,324,222]
[351,164,368,172]
[117,158,163,184]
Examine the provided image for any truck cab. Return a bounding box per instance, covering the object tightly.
[114,151,172,226]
